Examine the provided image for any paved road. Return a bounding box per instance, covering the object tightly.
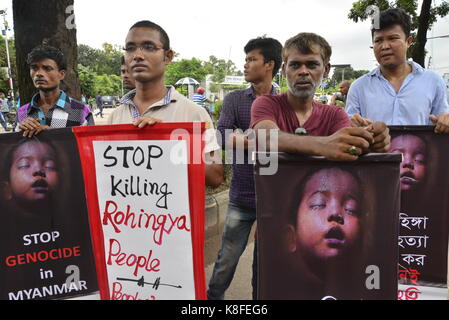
[204,192,256,300]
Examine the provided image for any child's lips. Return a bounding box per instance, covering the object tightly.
[32,179,49,192]
[325,226,345,248]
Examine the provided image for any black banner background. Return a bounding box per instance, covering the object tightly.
[255,153,402,300]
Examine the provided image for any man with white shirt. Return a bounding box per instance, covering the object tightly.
[107,20,223,188]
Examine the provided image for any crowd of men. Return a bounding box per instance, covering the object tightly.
[5,7,449,299]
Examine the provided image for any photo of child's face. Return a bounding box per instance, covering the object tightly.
[294,168,362,260]
[8,141,59,204]
[390,135,427,191]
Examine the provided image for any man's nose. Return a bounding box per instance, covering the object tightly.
[297,64,310,75]
[133,48,145,61]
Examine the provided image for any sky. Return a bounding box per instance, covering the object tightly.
[1,0,449,76]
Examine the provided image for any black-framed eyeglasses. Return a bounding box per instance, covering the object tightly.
[123,43,164,54]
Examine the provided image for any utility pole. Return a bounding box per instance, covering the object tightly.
[0,9,15,108]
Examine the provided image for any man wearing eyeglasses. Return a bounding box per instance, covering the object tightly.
[346,8,449,132]
[107,20,223,188]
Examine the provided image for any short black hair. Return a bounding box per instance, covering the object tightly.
[372,8,412,38]
[129,20,170,50]
[120,55,125,66]
[244,37,283,78]
[27,45,67,71]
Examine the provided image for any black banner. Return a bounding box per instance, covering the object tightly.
[255,153,402,300]
[0,129,98,300]
[390,126,449,299]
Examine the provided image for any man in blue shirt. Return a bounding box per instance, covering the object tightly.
[192,87,212,112]
[346,8,449,132]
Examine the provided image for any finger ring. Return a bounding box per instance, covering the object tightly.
[348,146,358,155]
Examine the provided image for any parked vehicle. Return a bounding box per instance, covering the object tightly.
[101,96,117,108]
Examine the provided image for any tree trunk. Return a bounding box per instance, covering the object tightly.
[412,0,432,68]
[12,0,80,105]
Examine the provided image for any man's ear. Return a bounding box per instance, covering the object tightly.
[283,224,297,253]
[406,36,413,49]
[165,49,174,65]
[59,69,66,81]
[281,62,286,77]
[323,62,331,79]
[0,181,12,201]
[266,60,275,74]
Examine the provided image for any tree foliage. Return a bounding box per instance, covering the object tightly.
[331,67,370,86]
[78,43,122,76]
[164,55,242,86]
[203,55,241,83]
[165,57,208,85]
[0,35,18,95]
[348,0,449,67]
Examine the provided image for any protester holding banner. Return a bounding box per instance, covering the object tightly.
[346,8,449,132]
[107,20,223,188]
[16,45,95,138]
[250,32,391,158]
[208,37,283,300]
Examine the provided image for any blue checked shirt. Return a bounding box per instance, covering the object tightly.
[17,91,94,129]
[217,86,278,210]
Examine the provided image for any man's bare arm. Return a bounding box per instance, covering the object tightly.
[253,120,374,161]
[205,150,224,188]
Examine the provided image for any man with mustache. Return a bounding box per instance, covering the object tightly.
[16,45,95,138]
[346,8,449,132]
[251,33,390,158]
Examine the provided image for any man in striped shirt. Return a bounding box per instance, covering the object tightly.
[107,20,223,188]
[17,45,94,137]
[193,87,212,112]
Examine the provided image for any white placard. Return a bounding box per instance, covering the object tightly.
[93,140,194,300]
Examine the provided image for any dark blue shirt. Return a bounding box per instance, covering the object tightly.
[217,86,278,210]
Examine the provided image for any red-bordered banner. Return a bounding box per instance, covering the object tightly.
[73,123,206,300]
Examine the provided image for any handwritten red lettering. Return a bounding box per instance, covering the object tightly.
[102,200,191,245]
[111,282,156,300]
[107,239,160,276]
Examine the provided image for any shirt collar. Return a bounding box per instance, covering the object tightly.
[121,86,175,119]
[246,84,279,98]
[370,60,424,78]
[121,86,175,106]
[28,90,68,114]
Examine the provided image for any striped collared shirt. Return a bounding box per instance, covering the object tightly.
[17,90,94,128]
[120,87,173,121]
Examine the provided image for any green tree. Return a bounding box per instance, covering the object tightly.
[78,64,97,97]
[94,74,121,96]
[77,43,122,76]
[0,35,18,95]
[165,57,208,85]
[78,44,101,72]
[331,67,369,86]
[348,0,449,67]
[203,56,240,83]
